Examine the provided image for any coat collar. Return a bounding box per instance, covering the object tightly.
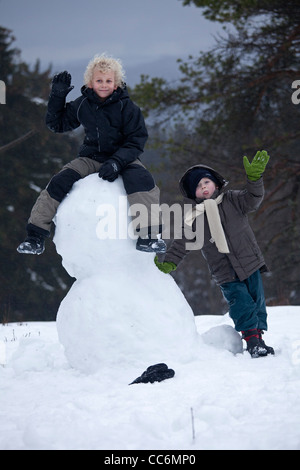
[81,85,129,105]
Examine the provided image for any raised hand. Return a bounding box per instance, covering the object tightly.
[243,150,270,181]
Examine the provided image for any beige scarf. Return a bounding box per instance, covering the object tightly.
[184,194,230,253]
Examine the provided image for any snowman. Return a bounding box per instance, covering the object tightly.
[53,174,202,375]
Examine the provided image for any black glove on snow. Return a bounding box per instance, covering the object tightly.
[98,159,121,182]
[51,71,74,97]
[129,363,175,385]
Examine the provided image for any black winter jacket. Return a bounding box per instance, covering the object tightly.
[164,164,268,285]
[46,86,148,168]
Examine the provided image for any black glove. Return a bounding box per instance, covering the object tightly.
[98,159,121,182]
[51,71,74,97]
[129,363,175,385]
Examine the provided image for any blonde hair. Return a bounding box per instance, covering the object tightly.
[84,53,126,88]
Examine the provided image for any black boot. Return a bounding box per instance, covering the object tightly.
[258,329,275,355]
[17,224,48,255]
[136,236,167,254]
[242,329,268,358]
[17,235,45,255]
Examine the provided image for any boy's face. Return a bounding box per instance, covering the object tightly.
[195,177,217,199]
[89,70,117,99]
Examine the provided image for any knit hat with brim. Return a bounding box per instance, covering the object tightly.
[185,168,219,199]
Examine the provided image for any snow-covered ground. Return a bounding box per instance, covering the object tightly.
[1,175,300,450]
[1,306,300,450]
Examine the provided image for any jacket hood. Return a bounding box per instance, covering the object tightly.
[180,164,228,201]
[81,84,129,104]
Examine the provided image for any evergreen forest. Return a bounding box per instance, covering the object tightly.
[0,0,299,322]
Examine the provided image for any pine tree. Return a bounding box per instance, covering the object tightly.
[0,27,79,322]
[130,0,300,313]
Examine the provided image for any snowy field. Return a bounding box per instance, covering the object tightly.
[1,306,300,451]
[2,175,300,451]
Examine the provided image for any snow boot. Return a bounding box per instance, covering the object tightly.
[258,329,275,355]
[17,235,45,255]
[242,329,268,358]
[136,236,167,254]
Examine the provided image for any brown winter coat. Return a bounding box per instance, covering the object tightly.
[164,164,268,285]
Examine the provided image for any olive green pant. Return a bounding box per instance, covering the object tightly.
[28,157,162,238]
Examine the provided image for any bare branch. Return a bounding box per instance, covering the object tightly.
[0,129,37,154]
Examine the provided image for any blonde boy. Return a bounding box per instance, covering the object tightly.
[18,54,166,255]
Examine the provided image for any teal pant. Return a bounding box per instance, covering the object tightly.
[220,270,268,332]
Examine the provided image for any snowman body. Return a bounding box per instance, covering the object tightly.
[54,174,200,374]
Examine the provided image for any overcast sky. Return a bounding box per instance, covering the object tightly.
[1,0,223,64]
[1,0,224,91]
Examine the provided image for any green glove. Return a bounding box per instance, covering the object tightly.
[243,150,270,181]
[154,256,177,274]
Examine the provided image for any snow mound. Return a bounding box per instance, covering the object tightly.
[201,324,243,354]
[53,174,200,373]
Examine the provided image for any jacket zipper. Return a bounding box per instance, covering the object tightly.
[96,126,101,152]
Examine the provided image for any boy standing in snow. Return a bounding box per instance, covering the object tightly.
[155,151,274,358]
[17,54,166,255]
